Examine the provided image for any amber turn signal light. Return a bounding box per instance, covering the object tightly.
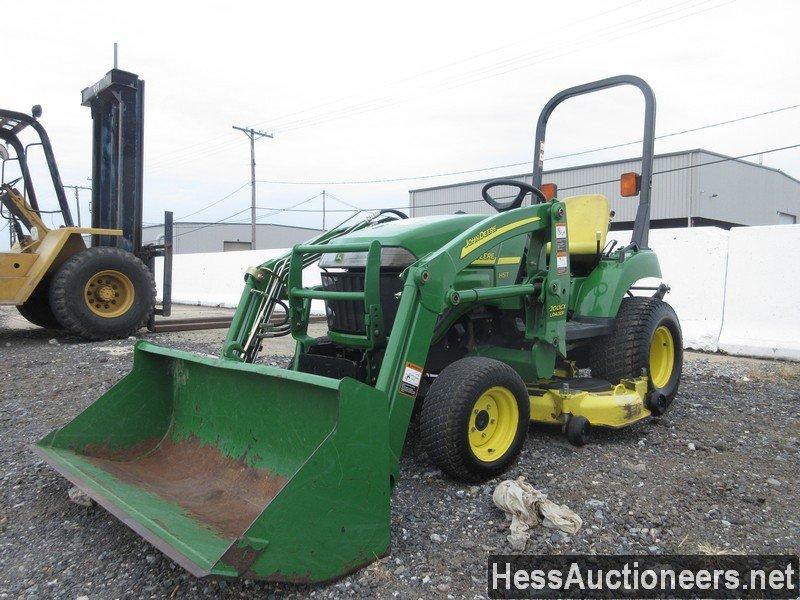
[540,183,557,201]
[620,172,641,197]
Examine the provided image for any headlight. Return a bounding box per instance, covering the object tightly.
[319,246,416,269]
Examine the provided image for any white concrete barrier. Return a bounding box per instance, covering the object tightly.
[718,225,800,360]
[154,248,326,313]
[153,224,800,361]
[607,227,729,352]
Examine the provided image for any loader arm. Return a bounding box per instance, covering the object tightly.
[222,211,405,362]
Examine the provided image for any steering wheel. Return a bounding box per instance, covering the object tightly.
[481,179,547,212]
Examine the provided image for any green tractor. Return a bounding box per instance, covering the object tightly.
[35,75,682,582]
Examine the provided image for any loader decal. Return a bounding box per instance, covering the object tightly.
[554,221,568,275]
[460,216,540,258]
[470,251,497,266]
[399,362,423,397]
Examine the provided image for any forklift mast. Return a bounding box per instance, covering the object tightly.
[81,68,172,319]
[81,69,145,253]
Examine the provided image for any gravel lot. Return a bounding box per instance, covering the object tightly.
[1,305,799,599]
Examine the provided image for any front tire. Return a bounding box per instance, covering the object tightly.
[420,357,530,482]
[589,296,683,406]
[49,247,156,341]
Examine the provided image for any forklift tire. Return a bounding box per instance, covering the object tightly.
[589,296,682,406]
[49,247,156,341]
[420,357,530,483]
[565,415,590,446]
[16,278,61,329]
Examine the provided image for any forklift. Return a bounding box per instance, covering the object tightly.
[0,69,172,340]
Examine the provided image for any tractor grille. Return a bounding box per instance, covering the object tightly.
[320,270,403,335]
[321,272,366,333]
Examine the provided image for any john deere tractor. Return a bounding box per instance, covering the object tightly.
[36,75,682,582]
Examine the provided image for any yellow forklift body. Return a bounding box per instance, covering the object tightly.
[0,227,122,304]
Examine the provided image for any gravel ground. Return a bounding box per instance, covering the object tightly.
[1,305,799,599]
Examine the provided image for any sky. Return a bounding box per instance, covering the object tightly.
[2,0,799,247]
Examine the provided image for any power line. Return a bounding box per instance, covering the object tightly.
[253,192,323,221]
[142,0,643,168]
[325,192,361,210]
[256,103,800,186]
[175,181,250,220]
[250,143,800,213]
[256,1,645,134]
[157,142,798,242]
[271,0,704,135]
[144,0,729,171]
[171,206,251,238]
[172,192,324,239]
[271,0,734,136]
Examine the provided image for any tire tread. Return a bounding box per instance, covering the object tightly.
[589,296,682,400]
[49,247,156,341]
[420,357,529,482]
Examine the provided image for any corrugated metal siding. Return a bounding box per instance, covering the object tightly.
[410,150,800,227]
[141,223,322,254]
[695,151,800,225]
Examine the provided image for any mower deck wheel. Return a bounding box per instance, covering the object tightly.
[566,415,590,446]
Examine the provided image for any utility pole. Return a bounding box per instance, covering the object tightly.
[322,189,326,230]
[63,184,92,226]
[233,125,273,249]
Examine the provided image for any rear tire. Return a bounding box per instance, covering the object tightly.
[589,296,682,406]
[16,278,61,329]
[420,357,530,482]
[49,247,156,341]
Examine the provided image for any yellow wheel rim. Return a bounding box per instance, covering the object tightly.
[468,386,519,462]
[649,325,675,388]
[83,269,135,318]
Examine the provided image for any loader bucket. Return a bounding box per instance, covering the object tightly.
[34,342,391,582]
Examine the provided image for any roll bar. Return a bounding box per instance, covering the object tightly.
[531,75,656,249]
[0,108,73,226]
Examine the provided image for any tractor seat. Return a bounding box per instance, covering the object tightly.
[548,194,610,258]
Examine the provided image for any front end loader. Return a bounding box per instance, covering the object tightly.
[35,75,683,582]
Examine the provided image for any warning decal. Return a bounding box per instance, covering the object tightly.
[555,222,567,239]
[556,251,568,275]
[399,362,423,397]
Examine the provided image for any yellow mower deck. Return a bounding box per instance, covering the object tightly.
[529,376,651,428]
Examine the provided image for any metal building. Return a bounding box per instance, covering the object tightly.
[409,149,800,228]
[141,222,323,254]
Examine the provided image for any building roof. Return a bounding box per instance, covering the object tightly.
[409,148,800,193]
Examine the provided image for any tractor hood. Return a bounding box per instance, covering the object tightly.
[319,214,486,268]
